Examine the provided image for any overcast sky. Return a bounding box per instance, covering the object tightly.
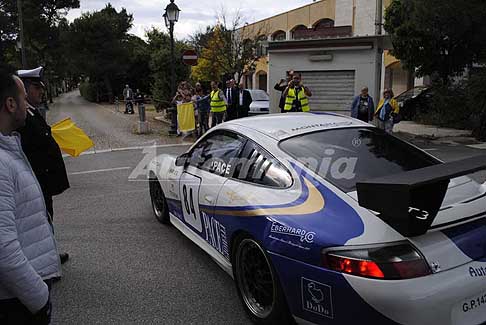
[66,0,314,39]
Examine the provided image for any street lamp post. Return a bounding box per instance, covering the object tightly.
[164,0,180,136]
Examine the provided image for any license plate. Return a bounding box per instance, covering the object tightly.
[452,291,486,325]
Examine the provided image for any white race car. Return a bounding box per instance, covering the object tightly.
[148,113,486,325]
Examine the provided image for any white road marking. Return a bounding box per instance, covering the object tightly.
[69,166,131,175]
[62,143,191,158]
[467,143,486,150]
[423,148,439,151]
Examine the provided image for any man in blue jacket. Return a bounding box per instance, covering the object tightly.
[351,87,375,123]
[0,69,61,324]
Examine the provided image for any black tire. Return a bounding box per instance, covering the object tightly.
[232,235,294,325]
[149,178,170,224]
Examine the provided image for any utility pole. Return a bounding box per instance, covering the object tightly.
[374,0,383,103]
[17,0,27,68]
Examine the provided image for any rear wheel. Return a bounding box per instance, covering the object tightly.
[149,178,170,224]
[233,236,294,324]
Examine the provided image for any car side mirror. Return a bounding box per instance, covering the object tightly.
[175,153,189,167]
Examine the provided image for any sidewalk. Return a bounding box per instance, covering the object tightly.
[394,121,472,138]
[393,121,486,149]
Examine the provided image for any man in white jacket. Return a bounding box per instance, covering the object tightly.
[0,69,61,324]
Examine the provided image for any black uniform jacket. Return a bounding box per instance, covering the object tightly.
[18,105,70,198]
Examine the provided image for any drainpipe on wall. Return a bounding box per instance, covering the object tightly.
[374,0,384,103]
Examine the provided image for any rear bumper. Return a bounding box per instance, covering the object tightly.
[346,260,486,325]
[269,251,486,325]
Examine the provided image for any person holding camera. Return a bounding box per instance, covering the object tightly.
[274,70,294,113]
[282,73,312,113]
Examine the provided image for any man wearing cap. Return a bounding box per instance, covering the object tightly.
[17,66,70,265]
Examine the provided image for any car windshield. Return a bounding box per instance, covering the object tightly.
[279,127,439,192]
[248,90,269,101]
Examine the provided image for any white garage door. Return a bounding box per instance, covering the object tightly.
[298,70,355,112]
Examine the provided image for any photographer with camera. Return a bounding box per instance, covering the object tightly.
[282,73,312,113]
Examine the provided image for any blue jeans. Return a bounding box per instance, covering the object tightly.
[376,119,394,133]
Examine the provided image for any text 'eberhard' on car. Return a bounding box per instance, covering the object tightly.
[148,113,486,325]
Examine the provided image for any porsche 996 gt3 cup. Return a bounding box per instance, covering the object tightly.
[148,113,486,325]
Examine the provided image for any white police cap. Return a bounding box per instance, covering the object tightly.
[17,66,45,88]
[17,66,44,80]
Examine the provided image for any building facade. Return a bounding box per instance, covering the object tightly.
[240,0,418,114]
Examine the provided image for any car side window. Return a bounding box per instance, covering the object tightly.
[231,140,292,188]
[189,131,246,177]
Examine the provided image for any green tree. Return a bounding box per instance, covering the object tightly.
[0,0,80,92]
[124,35,151,95]
[190,10,268,83]
[67,4,133,102]
[384,0,486,84]
[146,28,190,108]
[191,25,225,82]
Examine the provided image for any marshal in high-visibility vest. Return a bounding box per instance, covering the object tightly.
[210,90,227,113]
[284,87,310,112]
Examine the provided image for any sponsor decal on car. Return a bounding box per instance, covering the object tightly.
[462,291,486,313]
[202,212,230,260]
[208,158,232,176]
[268,235,311,251]
[270,222,315,244]
[469,265,486,278]
[291,121,353,132]
[301,277,334,319]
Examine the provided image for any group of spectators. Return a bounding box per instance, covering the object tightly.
[350,86,400,133]
[274,70,401,133]
[1,67,70,324]
[171,79,253,137]
[274,69,400,133]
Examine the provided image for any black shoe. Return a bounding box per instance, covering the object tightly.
[60,253,70,264]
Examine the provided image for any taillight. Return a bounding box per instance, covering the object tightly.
[322,243,431,280]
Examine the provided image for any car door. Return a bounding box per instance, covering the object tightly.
[178,130,247,246]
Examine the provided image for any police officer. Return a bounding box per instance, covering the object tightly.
[17,66,70,265]
[283,72,312,112]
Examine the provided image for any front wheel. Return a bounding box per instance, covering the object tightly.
[233,236,294,324]
[149,178,170,224]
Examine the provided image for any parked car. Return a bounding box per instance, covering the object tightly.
[395,86,433,120]
[247,89,269,115]
[148,113,486,325]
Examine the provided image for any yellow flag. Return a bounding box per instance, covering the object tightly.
[51,118,94,157]
[177,102,196,133]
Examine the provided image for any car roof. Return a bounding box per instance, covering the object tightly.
[221,112,370,141]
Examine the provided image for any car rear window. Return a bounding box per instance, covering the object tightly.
[279,127,439,192]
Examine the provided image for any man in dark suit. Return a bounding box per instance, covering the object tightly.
[17,67,70,265]
[237,83,252,118]
[224,79,238,120]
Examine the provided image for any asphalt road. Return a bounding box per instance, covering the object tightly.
[47,92,486,324]
[47,91,186,151]
[51,147,255,324]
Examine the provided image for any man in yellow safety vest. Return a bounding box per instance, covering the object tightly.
[210,81,227,126]
[283,73,312,112]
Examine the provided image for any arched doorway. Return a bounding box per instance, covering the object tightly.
[255,70,268,92]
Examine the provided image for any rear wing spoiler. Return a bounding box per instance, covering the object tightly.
[356,155,486,237]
